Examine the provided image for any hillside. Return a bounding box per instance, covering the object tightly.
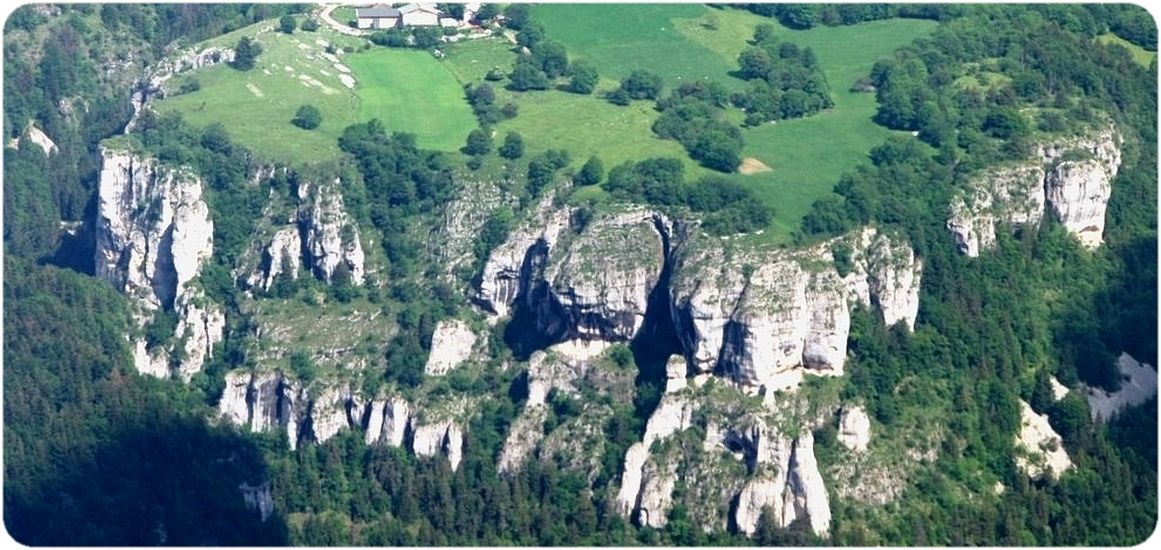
[4,3,1158,547]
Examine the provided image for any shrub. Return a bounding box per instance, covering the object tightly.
[499,132,525,159]
[279,15,296,34]
[301,18,319,32]
[291,105,322,130]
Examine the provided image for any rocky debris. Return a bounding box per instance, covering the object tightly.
[424,320,479,375]
[1015,400,1072,480]
[1085,353,1158,422]
[671,227,921,392]
[475,195,572,319]
[302,179,365,285]
[94,148,223,379]
[534,210,670,342]
[947,124,1121,255]
[412,419,465,471]
[837,406,871,452]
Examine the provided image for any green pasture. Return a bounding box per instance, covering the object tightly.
[1096,32,1157,68]
[153,17,475,164]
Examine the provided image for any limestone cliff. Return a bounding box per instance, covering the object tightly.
[475,194,573,319]
[671,227,921,393]
[94,147,224,380]
[246,178,366,289]
[947,124,1121,255]
[1015,400,1072,480]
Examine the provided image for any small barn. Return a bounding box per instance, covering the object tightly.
[399,3,442,27]
[356,6,401,30]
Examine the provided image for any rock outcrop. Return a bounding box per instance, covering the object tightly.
[218,370,366,450]
[534,210,670,342]
[671,227,921,392]
[239,482,274,522]
[301,179,365,285]
[1085,353,1158,422]
[129,46,235,127]
[412,419,465,471]
[947,124,1121,255]
[94,148,224,380]
[837,406,871,452]
[424,320,479,375]
[1015,400,1072,480]
[475,195,573,319]
[247,178,365,289]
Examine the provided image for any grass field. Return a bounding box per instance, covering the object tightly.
[1096,32,1157,68]
[531,4,740,88]
[153,17,475,165]
[521,5,936,241]
[347,50,476,151]
[686,12,939,239]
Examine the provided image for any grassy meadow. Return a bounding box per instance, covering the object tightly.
[153,16,475,165]
[511,5,936,241]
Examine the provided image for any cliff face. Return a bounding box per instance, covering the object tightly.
[671,227,921,393]
[474,206,921,536]
[94,148,224,380]
[246,178,366,290]
[947,124,1122,256]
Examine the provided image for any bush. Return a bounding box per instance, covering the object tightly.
[178,78,201,95]
[499,132,525,159]
[291,105,322,130]
[568,61,599,94]
[301,18,319,32]
[485,67,506,81]
[279,15,296,34]
[231,37,262,71]
[463,128,492,156]
[576,155,604,186]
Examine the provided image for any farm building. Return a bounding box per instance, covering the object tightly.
[399,3,443,26]
[355,6,400,29]
[357,3,462,29]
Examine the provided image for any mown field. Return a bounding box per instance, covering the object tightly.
[153,15,475,165]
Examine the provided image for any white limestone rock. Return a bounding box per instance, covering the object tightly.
[424,319,479,375]
[636,455,680,529]
[302,179,365,285]
[537,210,669,341]
[309,384,352,444]
[239,482,274,522]
[382,397,413,447]
[671,227,920,392]
[412,419,465,471]
[475,195,573,319]
[497,405,549,473]
[256,226,303,290]
[782,432,831,537]
[94,148,223,379]
[947,123,1121,255]
[837,406,871,452]
[1015,400,1072,480]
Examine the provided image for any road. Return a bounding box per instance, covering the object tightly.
[317,4,368,37]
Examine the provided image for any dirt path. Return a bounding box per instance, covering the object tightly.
[318,4,368,37]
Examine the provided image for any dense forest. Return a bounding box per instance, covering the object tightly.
[4,3,1157,546]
